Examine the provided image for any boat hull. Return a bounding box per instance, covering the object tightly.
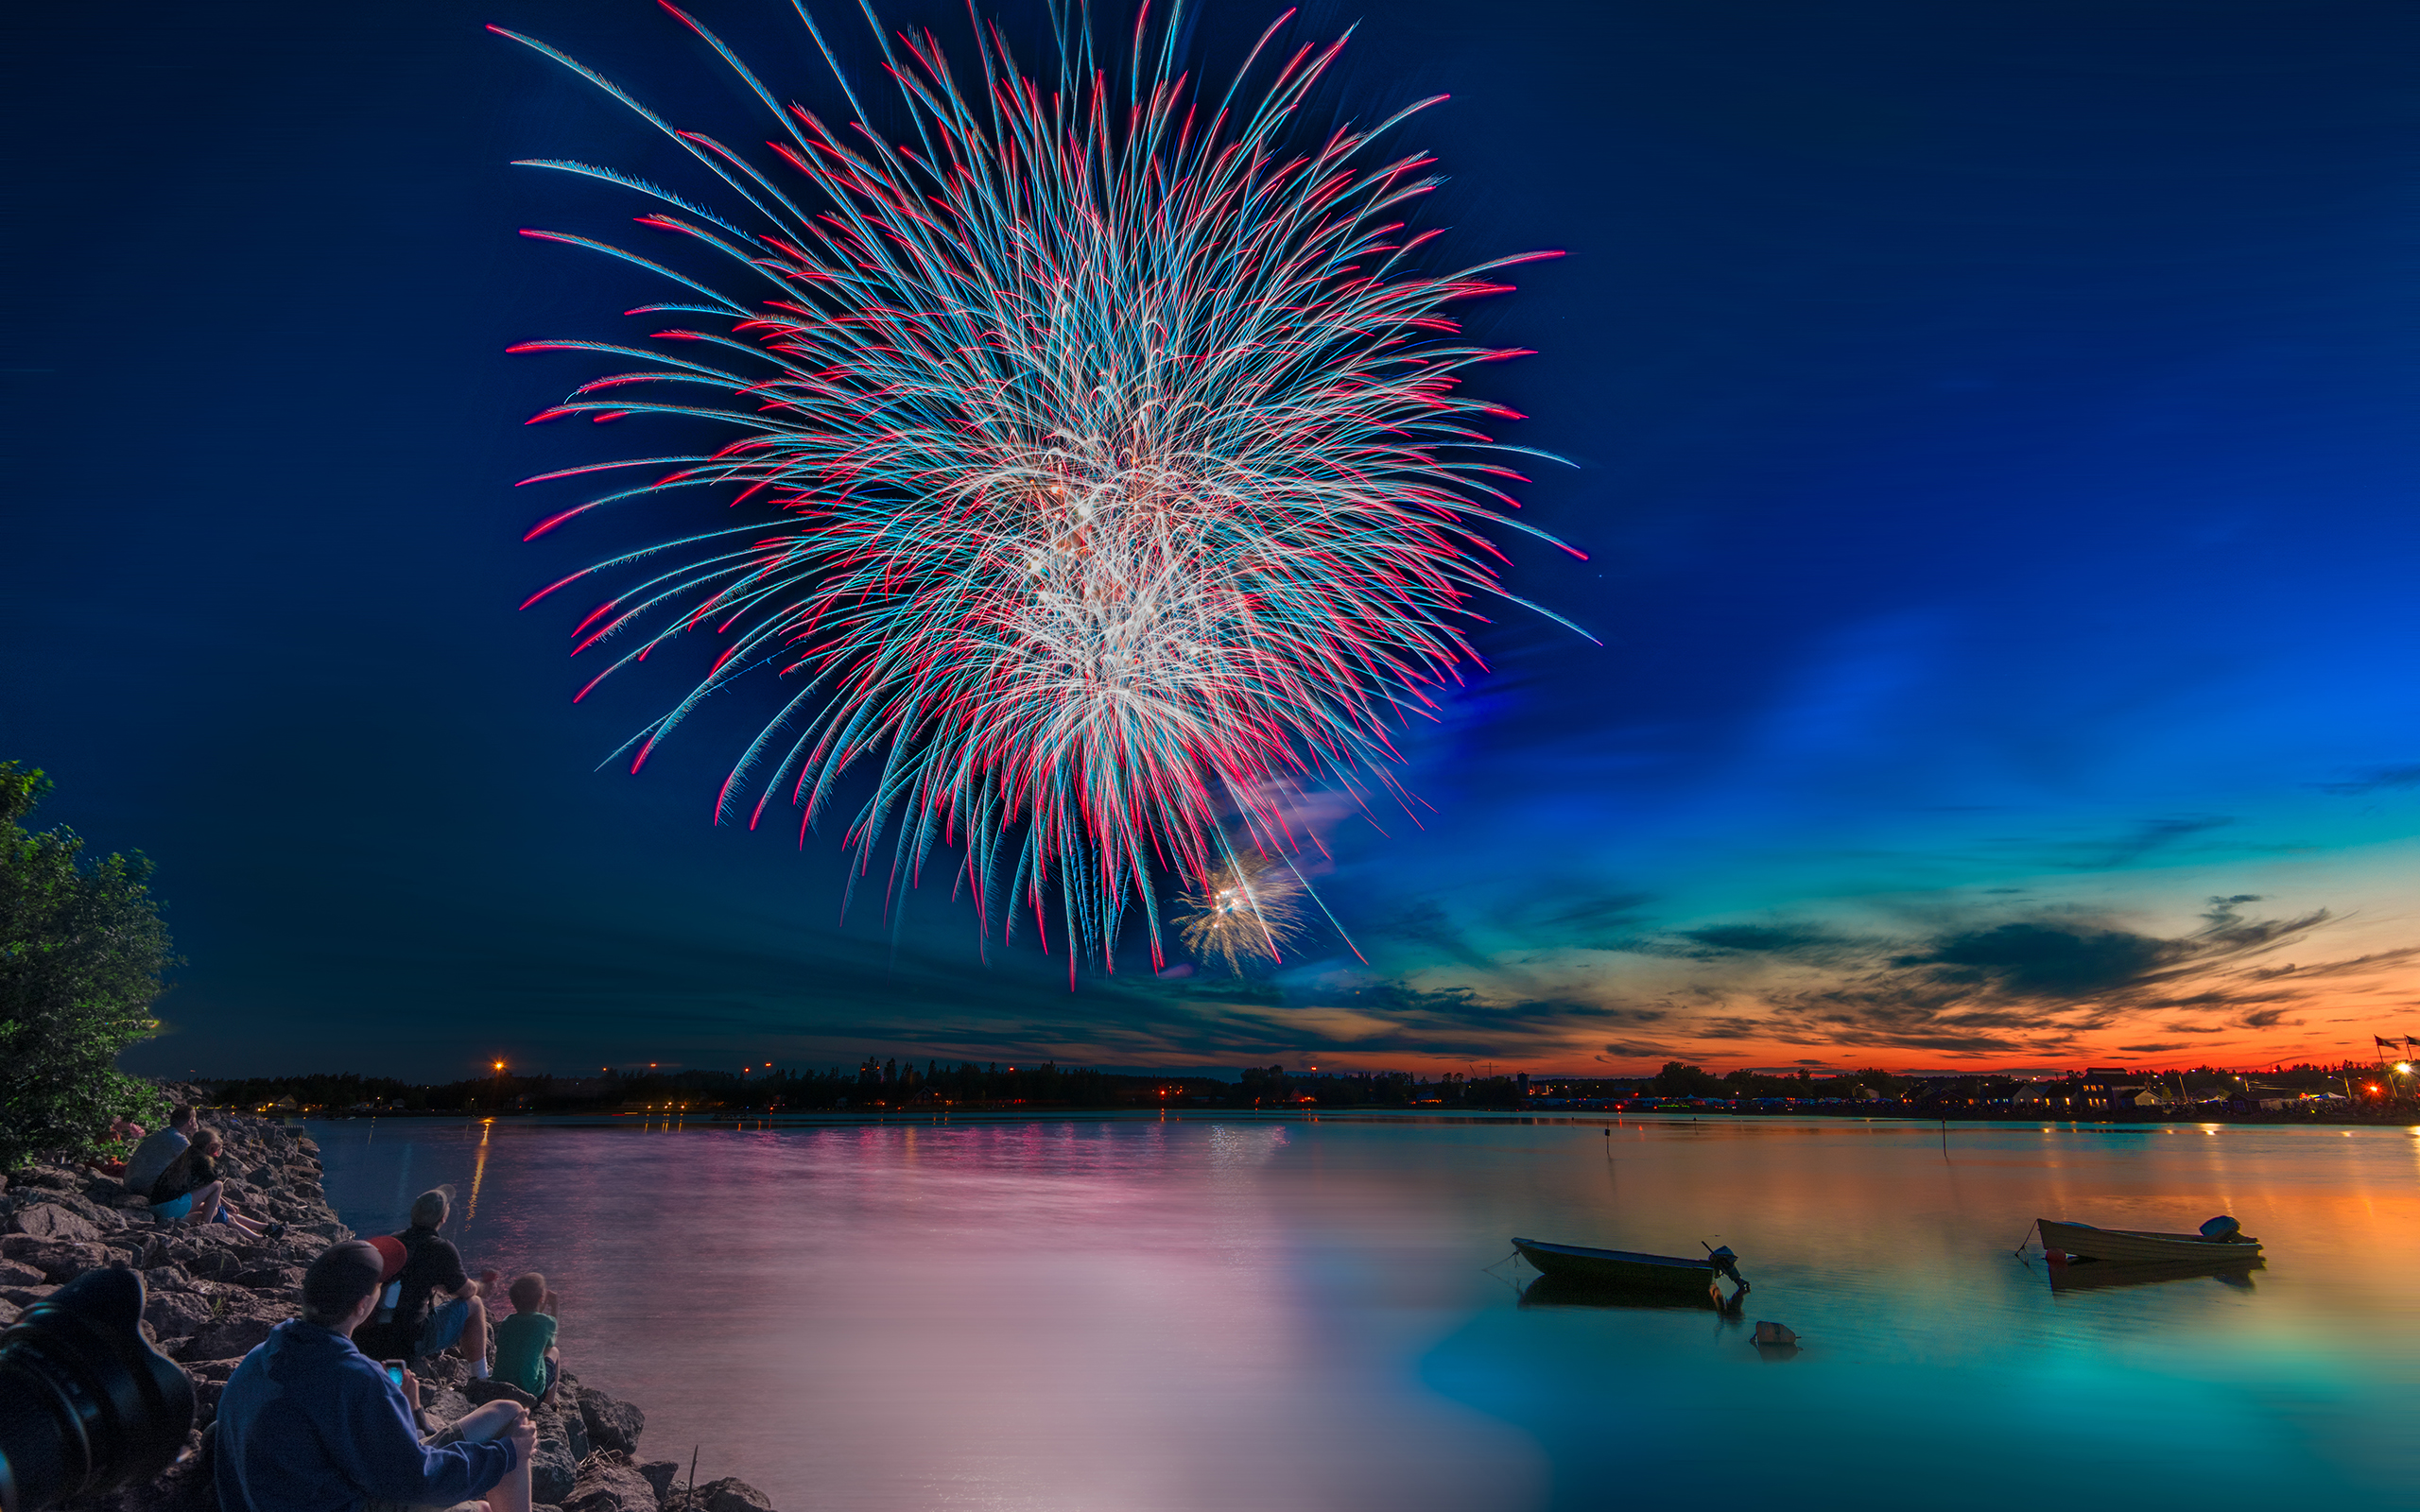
[2036,1219,2261,1265]
[1512,1237,1727,1291]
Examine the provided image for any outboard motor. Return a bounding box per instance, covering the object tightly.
[1707,1246,1745,1285]
[2199,1215,2242,1242]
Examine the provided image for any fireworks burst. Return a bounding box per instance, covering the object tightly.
[499,2,1579,971]
[1178,854,1305,972]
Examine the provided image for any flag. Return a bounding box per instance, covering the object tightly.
[2377,1037,2398,1050]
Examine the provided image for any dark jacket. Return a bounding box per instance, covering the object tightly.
[215,1319,517,1512]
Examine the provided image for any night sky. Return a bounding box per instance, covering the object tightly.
[7,1,2416,1083]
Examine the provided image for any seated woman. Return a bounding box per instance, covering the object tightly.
[151,1129,283,1238]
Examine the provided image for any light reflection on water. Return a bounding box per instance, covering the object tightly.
[308,1116,2420,1510]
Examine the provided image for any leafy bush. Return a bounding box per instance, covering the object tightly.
[0,762,175,1170]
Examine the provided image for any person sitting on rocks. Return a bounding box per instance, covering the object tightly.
[490,1273,562,1403]
[150,1127,283,1238]
[385,1187,500,1378]
[121,1103,196,1199]
[84,1114,147,1178]
[217,1240,535,1512]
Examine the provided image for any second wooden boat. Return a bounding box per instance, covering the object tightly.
[2036,1218,2261,1265]
[1512,1236,1746,1292]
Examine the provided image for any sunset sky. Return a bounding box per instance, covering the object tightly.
[7,0,2416,1081]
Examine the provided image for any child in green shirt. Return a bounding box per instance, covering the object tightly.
[492,1273,562,1403]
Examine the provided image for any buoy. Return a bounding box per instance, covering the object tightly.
[1753,1321,1798,1347]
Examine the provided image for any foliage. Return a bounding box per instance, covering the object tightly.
[1650,1060,1726,1097]
[0,762,176,1170]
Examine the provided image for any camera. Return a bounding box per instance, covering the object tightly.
[0,1266,196,1512]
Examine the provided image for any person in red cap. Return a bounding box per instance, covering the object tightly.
[352,1234,411,1354]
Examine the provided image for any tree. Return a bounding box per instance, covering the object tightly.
[1650,1061,1724,1097]
[0,762,176,1169]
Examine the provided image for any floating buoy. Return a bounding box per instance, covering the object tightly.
[1753,1320,1799,1347]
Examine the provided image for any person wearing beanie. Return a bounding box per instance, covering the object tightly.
[216,1241,536,1512]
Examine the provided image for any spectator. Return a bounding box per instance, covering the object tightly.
[122,1104,196,1198]
[149,1127,282,1238]
[386,1188,499,1378]
[217,1240,532,1512]
[85,1115,147,1178]
[490,1274,562,1403]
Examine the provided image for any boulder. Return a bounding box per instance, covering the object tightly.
[421,1385,475,1425]
[638,1462,680,1503]
[179,1297,290,1362]
[529,1440,580,1506]
[144,1287,217,1340]
[182,1248,248,1282]
[577,1388,645,1454]
[0,1257,46,1286]
[0,1235,111,1280]
[9,1202,105,1242]
[565,1452,658,1512]
[465,1378,540,1410]
[696,1477,774,1512]
[233,1264,304,1291]
[539,1402,591,1461]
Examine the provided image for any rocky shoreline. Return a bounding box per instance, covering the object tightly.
[2,1110,775,1512]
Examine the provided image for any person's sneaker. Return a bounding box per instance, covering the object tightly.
[262,1222,287,1239]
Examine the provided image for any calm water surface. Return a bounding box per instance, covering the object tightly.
[306,1115,2420,1510]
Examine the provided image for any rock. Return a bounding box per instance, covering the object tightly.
[577,1387,645,1454]
[421,1385,475,1425]
[144,1287,216,1339]
[0,1235,111,1280]
[538,1402,590,1462]
[182,1249,247,1282]
[638,1462,680,1503]
[465,1378,541,1410]
[233,1264,303,1291]
[7,1202,105,1243]
[565,1451,658,1512]
[2,1285,59,1307]
[696,1476,774,1512]
[0,1257,46,1286]
[179,1297,289,1362]
[530,1440,580,1505]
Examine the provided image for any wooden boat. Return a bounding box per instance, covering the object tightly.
[2035,1218,2261,1265]
[1512,1236,1745,1292]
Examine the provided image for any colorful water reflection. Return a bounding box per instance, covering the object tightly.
[308,1116,2420,1510]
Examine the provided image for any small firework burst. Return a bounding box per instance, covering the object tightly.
[1178,855,1305,972]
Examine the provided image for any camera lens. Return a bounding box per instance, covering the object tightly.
[0,1266,196,1512]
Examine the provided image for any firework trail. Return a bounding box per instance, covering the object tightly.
[499,1,1580,971]
[1178,853,1305,972]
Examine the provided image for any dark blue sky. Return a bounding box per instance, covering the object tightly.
[7,0,2416,1081]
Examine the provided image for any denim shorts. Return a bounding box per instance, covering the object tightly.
[151,1194,193,1221]
[418,1296,473,1356]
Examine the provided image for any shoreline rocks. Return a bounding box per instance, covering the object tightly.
[3,1109,775,1512]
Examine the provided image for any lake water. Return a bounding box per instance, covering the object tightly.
[305,1113,2420,1511]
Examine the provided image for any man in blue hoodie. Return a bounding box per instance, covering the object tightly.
[217,1240,535,1512]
